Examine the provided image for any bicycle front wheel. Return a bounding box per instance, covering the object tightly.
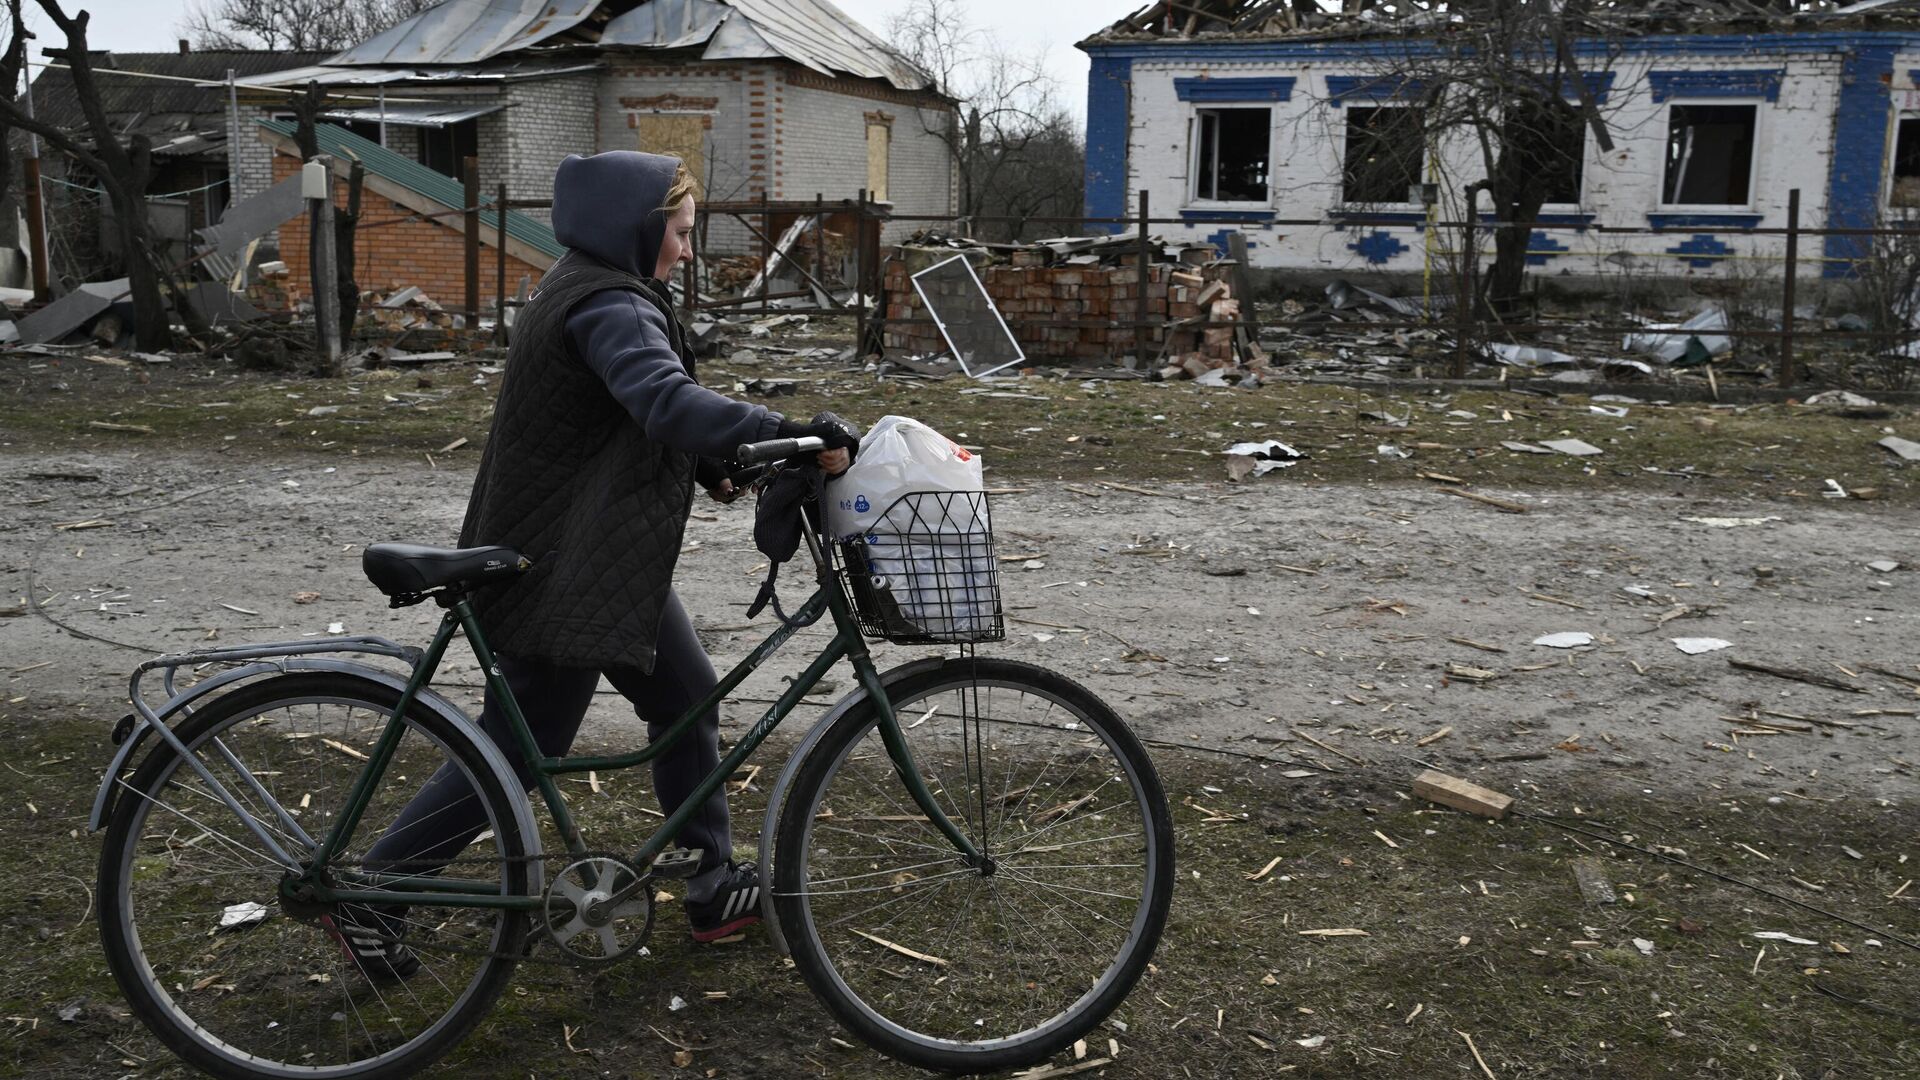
[773,658,1173,1073]
[98,673,530,1080]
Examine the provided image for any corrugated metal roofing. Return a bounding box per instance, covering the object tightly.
[322,0,933,91]
[228,61,596,90]
[257,118,566,260]
[322,101,507,127]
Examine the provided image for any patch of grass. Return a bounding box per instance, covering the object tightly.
[4,699,1913,1078]
[5,343,1917,503]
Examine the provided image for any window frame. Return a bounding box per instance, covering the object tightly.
[1658,99,1762,211]
[1186,104,1273,208]
[1887,112,1920,210]
[1338,104,1427,209]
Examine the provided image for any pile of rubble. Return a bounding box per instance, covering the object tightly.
[880,231,1269,382]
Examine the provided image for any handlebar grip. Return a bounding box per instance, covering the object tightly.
[735,435,825,464]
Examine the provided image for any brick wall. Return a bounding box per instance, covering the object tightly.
[268,153,547,312]
[505,72,599,223]
[776,68,956,245]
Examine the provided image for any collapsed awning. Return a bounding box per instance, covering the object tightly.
[320,102,505,128]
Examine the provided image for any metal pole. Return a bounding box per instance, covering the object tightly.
[495,182,507,347]
[1780,187,1800,388]
[463,156,480,329]
[378,87,387,146]
[760,187,772,317]
[310,157,341,371]
[855,188,868,357]
[813,192,825,301]
[1134,189,1150,371]
[21,73,49,301]
[1454,186,1475,379]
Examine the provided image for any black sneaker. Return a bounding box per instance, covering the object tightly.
[686,860,762,943]
[325,904,421,982]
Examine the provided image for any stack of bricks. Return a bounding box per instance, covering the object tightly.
[880,248,1258,376]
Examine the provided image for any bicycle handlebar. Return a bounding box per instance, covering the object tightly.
[735,435,826,464]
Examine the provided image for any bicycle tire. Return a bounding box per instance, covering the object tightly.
[98,672,531,1080]
[773,658,1174,1074]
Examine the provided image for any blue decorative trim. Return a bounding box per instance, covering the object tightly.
[1175,76,1295,102]
[1668,233,1734,269]
[1647,212,1763,230]
[1084,54,1132,234]
[1560,72,1615,105]
[1526,230,1570,267]
[1179,209,1276,223]
[1649,69,1784,102]
[1204,228,1260,257]
[1081,31,1920,64]
[1349,231,1410,264]
[1329,209,1428,232]
[1326,74,1427,106]
[1826,44,1898,277]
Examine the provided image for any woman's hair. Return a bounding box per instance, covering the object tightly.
[661,161,700,212]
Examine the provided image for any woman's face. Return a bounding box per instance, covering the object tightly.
[652,196,696,281]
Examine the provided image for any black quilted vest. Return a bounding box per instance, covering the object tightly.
[458,252,697,672]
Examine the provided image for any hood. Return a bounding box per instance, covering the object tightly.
[551,151,681,280]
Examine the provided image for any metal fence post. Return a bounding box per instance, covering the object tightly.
[463,156,480,330]
[1780,188,1800,388]
[495,182,507,347]
[760,188,773,318]
[1454,188,1475,378]
[855,189,869,356]
[1135,189,1150,371]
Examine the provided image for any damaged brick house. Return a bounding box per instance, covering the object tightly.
[225,0,958,301]
[1080,1,1920,286]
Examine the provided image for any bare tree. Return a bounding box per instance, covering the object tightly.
[0,0,208,348]
[886,0,1084,240]
[180,0,433,53]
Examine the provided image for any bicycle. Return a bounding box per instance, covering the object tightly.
[91,433,1175,1079]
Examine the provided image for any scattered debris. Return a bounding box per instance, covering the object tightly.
[1673,637,1732,655]
[1532,632,1594,649]
[1728,658,1867,694]
[1878,435,1920,462]
[1540,439,1603,457]
[1224,440,1305,481]
[1571,859,1618,906]
[1412,771,1513,820]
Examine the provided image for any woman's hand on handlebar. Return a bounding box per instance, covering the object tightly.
[818,447,851,476]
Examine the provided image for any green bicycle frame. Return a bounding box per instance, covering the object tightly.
[306,524,982,911]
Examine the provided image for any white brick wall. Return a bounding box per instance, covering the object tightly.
[776,71,956,245]
[1123,52,1850,279]
[504,72,599,223]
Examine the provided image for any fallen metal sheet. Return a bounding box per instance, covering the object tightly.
[1880,435,1920,461]
[1622,308,1731,365]
[1541,438,1604,457]
[15,278,128,345]
[1489,342,1576,367]
[182,283,265,325]
[198,174,305,258]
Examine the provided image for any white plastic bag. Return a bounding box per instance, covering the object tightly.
[825,416,994,639]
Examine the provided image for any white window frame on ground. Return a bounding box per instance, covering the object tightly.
[1338,104,1426,209]
[1187,105,1273,207]
[1659,99,1761,211]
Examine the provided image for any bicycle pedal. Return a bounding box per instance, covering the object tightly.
[649,849,704,879]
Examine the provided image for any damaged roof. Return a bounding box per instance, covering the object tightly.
[326,0,933,91]
[27,50,327,141]
[1085,0,1920,44]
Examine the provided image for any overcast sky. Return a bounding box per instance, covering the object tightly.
[21,0,1107,125]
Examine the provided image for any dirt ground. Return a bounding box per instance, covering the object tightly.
[1,347,1917,1078]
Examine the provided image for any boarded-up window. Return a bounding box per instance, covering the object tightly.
[636,114,707,192]
[867,120,891,203]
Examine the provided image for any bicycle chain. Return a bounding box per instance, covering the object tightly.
[312,849,667,968]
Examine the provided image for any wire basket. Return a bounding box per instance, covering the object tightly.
[830,490,1004,645]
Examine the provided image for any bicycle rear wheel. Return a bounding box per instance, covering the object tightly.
[98,673,530,1080]
[773,658,1173,1074]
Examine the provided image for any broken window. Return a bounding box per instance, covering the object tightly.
[1542,122,1586,205]
[419,118,478,180]
[636,114,708,193]
[1192,108,1269,202]
[1342,107,1424,204]
[1662,104,1756,206]
[867,119,892,203]
[1892,117,1920,208]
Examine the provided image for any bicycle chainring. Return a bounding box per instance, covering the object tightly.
[541,855,655,967]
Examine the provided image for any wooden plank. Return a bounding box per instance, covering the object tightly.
[1412,770,1513,820]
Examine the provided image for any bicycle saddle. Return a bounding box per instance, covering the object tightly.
[361,543,529,599]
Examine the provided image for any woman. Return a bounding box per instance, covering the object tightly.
[342,151,859,978]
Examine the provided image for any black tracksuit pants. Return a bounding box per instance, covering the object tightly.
[364,591,732,888]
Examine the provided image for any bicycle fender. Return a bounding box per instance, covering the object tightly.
[756,655,951,955]
[89,663,545,893]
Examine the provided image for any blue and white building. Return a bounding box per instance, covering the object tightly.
[1079,22,1920,282]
